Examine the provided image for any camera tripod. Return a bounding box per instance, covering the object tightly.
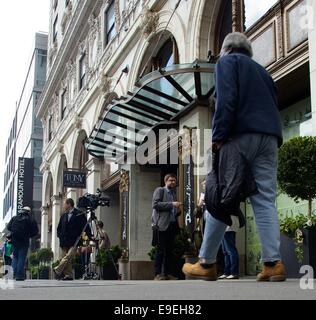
[56,209,120,281]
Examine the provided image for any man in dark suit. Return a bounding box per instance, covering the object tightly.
[53,198,92,280]
[152,174,182,280]
[183,32,286,282]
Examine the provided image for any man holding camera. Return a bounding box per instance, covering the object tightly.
[53,198,92,281]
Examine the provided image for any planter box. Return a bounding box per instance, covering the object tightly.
[39,267,50,280]
[280,228,316,278]
[101,262,119,280]
[119,260,129,280]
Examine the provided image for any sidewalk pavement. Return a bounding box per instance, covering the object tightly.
[0,279,315,300]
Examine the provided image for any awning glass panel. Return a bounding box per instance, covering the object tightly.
[86,61,215,160]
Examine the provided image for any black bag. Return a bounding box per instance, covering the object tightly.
[11,215,30,242]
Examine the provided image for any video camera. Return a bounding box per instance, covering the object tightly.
[77,189,110,212]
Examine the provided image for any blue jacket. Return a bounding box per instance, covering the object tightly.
[212,53,283,146]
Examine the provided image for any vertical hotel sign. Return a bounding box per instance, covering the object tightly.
[119,170,129,249]
[17,158,34,214]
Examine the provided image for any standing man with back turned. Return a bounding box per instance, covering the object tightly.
[183,32,286,282]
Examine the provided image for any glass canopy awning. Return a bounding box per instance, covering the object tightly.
[86,61,215,161]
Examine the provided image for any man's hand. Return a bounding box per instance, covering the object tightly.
[212,141,224,152]
[172,202,182,209]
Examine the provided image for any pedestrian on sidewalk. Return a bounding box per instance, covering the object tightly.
[53,198,92,281]
[218,216,240,280]
[1,236,13,274]
[152,174,182,281]
[183,32,286,282]
[95,221,111,250]
[7,207,39,281]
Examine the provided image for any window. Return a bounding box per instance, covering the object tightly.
[139,38,179,77]
[79,53,87,90]
[244,0,278,30]
[105,1,116,45]
[61,90,67,119]
[53,15,58,42]
[48,116,53,141]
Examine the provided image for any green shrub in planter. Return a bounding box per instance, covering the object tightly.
[278,136,316,220]
[278,136,316,263]
[96,246,122,267]
[30,266,39,279]
[37,248,54,264]
[148,247,157,261]
[29,252,39,267]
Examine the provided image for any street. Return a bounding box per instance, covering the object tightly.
[0,279,315,300]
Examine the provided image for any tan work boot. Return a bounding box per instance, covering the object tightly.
[257,261,286,282]
[182,262,217,281]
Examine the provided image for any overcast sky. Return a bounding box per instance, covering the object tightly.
[0,1,49,215]
[245,0,279,28]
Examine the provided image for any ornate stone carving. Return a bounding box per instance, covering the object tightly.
[57,140,64,154]
[61,0,73,35]
[114,0,121,32]
[66,59,75,75]
[232,0,245,33]
[49,40,58,66]
[140,6,159,38]
[180,126,198,159]
[73,113,83,130]
[40,161,50,174]
[101,44,114,68]
[78,39,87,55]
[119,170,130,193]
[99,73,112,94]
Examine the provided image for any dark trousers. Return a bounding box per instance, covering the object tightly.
[222,231,239,276]
[4,256,12,266]
[155,222,177,276]
[12,244,29,280]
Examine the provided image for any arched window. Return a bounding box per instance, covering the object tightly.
[139,37,179,78]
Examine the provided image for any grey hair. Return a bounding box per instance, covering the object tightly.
[220,32,253,58]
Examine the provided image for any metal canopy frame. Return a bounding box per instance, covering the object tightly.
[86,61,215,160]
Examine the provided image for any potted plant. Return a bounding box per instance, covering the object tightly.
[96,245,122,280]
[278,136,316,277]
[37,248,54,279]
[28,249,54,279]
[147,228,192,280]
[71,255,85,279]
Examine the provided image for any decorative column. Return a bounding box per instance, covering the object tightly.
[51,194,62,260]
[119,169,130,280]
[40,205,49,248]
[232,0,245,33]
[119,170,130,250]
